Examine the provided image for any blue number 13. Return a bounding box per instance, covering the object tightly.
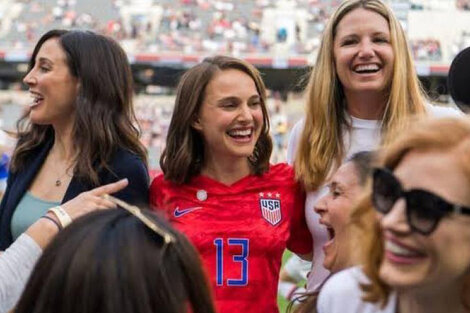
[214,238,249,286]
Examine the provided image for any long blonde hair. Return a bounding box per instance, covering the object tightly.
[294,0,427,191]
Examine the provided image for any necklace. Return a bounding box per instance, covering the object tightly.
[50,152,73,187]
[55,171,71,187]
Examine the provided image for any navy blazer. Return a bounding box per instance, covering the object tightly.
[0,138,149,249]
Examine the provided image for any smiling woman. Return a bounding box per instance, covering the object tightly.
[293,151,376,313]
[317,117,470,313]
[0,29,149,311]
[191,68,264,170]
[333,7,395,103]
[23,37,79,127]
[314,151,376,273]
[150,56,312,313]
[287,0,461,291]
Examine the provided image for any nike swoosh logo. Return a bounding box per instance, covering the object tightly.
[173,206,203,217]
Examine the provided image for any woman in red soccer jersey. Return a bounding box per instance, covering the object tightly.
[150,56,312,313]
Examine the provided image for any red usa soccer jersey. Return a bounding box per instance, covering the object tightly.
[150,163,312,313]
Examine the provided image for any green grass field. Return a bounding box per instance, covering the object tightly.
[278,250,293,313]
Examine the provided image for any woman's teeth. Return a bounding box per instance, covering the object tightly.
[354,64,379,73]
[228,129,252,138]
[30,94,44,106]
[385,240,422,257]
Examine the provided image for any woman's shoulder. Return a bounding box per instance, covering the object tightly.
[319,267,367,298]
[111,147,145,163]
[290,118,305,136]
[286,118,305,164]
[150,173,168,191]
[266,163,295,179]
[109,148,147,175]
[425,103,462,118]
[317,267,395,313]
[104,148,149,184]
[318,267,397,313]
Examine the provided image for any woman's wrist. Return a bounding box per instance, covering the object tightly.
[40,215,62,230]
[48,206,72,228]
[25,213,61,249]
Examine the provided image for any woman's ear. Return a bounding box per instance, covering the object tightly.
[75,80,81,96]
[192,116,202,131]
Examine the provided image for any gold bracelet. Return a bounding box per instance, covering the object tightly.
[48,206,72,228]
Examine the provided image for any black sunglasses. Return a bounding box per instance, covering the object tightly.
[372,167,470,235]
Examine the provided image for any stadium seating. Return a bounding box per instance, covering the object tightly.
[0,0,469,71]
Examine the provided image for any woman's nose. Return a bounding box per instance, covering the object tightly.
[23,70,36,86]
[380,198,412,234]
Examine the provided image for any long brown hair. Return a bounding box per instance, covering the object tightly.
[294,0,427,191]
[353,117,470,309]
[12,29,147,186]
[160,55,272,184]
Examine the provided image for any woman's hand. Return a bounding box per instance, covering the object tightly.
[60,178,129,220]
[26,179,129,249]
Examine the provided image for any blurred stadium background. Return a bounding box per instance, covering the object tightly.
[0,1,468,309]
[0,0,469,169]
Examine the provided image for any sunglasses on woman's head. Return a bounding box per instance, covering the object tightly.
[103,194,176,245]
[372,167,470,236]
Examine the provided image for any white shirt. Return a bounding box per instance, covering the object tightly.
[286,104,462,290]
[0,234,42,313]
[317,267,397,313]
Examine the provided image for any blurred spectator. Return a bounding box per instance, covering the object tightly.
[411,39,442,61]
[457,0,470,10]
[0,0,331,56]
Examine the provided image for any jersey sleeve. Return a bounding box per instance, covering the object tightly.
[149,174,164,211]
[286,181,313,255]
[149,174,176,223]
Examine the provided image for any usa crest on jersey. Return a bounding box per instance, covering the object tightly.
[259,193,282,226]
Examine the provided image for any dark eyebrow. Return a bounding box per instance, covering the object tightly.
[37,57,53,65]
[217,94,260,104]
[217,96,240,104]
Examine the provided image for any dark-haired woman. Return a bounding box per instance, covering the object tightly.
[0,29,149,250]
[150,56,312,313]
[15,206,216,313]
[0,179,128,313]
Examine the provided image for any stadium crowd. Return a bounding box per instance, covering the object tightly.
[1,0,461,61]
[0,0,470,313]
[410,38,442,61]
[457,0,470,9]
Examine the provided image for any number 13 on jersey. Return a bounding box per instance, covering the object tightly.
[214,238,249,286]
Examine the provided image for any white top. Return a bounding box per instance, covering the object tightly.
[317,267,397,313]
[286,104,462,290]
[0,234,42,313]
